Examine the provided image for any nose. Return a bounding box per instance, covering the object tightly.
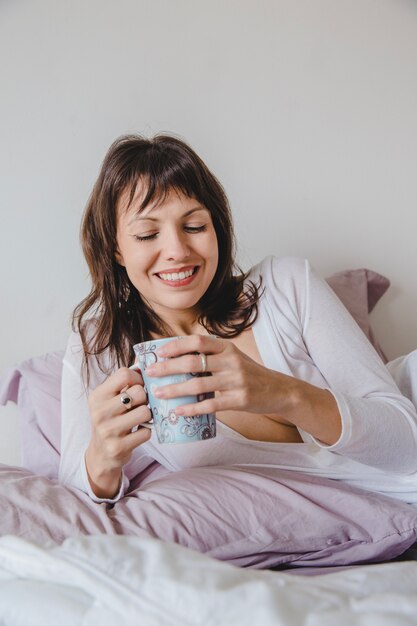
[163,227,191,261]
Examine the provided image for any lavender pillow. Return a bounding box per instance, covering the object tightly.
[0,351,63,478]
[326,268,390,362]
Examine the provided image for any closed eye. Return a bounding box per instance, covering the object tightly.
[184,225,207,234]
[133,233,157,242]
[133,224,207,242]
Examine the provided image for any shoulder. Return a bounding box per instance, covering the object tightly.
[246,256,314,326]
[248,255,310,288]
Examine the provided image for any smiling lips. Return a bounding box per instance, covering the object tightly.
[155,266,199,286]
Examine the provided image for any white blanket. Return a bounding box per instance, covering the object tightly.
[0,535,416,626]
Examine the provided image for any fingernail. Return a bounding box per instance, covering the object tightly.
[157,348,167,357]
[154,388,163,398]
[146,366,156,375]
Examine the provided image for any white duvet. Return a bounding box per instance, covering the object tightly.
[0,535,416,626]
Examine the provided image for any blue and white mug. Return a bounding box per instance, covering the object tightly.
[132,337,216,444]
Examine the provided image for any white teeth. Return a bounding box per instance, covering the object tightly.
[158,268,195,281]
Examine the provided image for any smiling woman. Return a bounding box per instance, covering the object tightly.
[58,133,417,509]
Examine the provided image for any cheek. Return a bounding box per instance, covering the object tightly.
[124,249,157,285]
[210,234,219,267]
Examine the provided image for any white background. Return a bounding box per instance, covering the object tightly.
[1,0,416,465]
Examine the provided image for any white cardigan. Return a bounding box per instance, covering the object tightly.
[59,256,417,504]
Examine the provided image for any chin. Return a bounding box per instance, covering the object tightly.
[162,297,202,312]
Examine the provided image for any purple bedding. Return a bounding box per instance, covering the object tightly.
[1,462,417,570]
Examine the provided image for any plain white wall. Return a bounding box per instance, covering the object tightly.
[1,0,416,465]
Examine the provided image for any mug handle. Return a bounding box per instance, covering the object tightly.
[129,363,154,430]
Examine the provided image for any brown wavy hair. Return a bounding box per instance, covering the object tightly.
[73,134,262,381]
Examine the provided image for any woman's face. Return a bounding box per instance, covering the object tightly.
[116,185,219,324]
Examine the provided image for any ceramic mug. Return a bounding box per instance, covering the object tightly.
[132,337,216,444]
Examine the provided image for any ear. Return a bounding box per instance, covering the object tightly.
[115,248,125,267]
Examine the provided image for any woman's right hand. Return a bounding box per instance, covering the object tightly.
[85,367,152,499]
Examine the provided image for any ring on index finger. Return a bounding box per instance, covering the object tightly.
[120,391,133,409]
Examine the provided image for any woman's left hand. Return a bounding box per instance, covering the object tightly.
[144,334,298,418]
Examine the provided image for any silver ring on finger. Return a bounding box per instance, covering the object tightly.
[120,391,133,409]
[199,353,207,374]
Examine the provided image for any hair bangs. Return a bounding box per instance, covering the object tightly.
[122,144,207,216]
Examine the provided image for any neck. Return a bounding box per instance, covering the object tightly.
[153,310,206,338]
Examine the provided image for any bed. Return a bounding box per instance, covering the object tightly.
[0,267,417,625]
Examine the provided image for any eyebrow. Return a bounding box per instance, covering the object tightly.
[127,206,209,226]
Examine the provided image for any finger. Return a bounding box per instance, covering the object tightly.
[110,404,153,436]
[145,353,203,377]
[93,383,148,423]
[122,363,144,390]
[111,383,148,415]
[156,334,223,359]
[153,373,218,400]
[146,352,226,378]
[174,397,222,418]
[97,367,144,400]
[128,425,152,445]
[120,422,152,451]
